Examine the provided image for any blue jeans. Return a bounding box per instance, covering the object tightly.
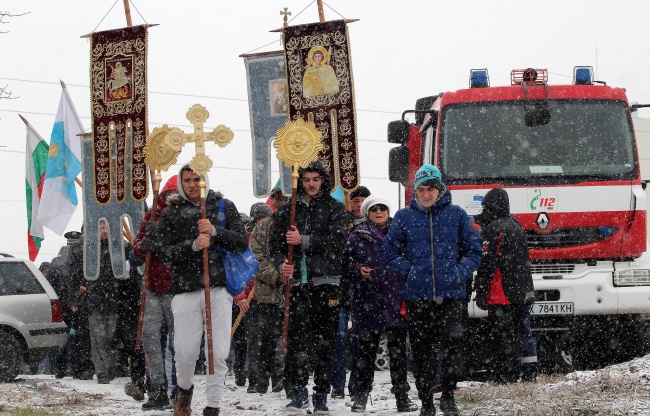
[331,306,349,391]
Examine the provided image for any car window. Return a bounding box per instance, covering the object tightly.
[0,262,46,296]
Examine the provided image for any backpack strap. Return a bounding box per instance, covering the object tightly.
[218,198,227,229]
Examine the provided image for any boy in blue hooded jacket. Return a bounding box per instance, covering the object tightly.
[382,164,482,416]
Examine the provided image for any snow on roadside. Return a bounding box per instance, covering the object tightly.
[1,355,650,415]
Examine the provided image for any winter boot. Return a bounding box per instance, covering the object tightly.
[396,392,419,412]
[124,378,145,401]
[351,392,369,413]
[330,388,344,399]
[174,385,194,416]
[312,393,330,414]
[439,393,459,416]
[271,378,284,393]
[420,407,436,416]
[142,384,167,411]
[419,393,435,416]
[285,386,309,411]
[203,406,220,416]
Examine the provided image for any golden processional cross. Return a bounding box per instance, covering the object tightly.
[141,104,234,375]
[164,104,234,176]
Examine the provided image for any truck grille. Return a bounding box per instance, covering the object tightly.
[530,264,575,275]
[525,227,617,249]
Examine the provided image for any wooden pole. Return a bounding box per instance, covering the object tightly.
[200,177,215,375]
[231,287,256,338]
[316,0,325,22]
[281,174,299,356]
[135,171,161,349]
[123,0,133,27]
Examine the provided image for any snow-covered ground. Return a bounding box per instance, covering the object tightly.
[2,355,650,415]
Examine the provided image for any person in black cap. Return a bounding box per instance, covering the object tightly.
[349,186,371,226]
[269,187,286,212]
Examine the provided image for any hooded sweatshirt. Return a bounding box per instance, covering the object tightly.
[474,188,534,305]
[133,175,178,295]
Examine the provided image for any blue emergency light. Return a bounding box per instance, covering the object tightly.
[470,69,489,88]
[573,66,593,85]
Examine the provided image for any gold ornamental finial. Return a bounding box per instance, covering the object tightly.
[274,118,323,187]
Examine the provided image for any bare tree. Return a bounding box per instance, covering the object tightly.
[0,11,29,100]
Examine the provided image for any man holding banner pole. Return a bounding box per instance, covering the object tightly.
[270,161,348,414]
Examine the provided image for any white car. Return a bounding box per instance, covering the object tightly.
[0,254,68,382]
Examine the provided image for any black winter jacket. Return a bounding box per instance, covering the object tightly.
[269,161,348,286]
[474,188,534,306]
[157,190,248,295]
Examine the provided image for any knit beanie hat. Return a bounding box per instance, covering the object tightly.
[414,164,445,192]
[250,202,273,220]
[350,185,371,200]
[360,195,391,218]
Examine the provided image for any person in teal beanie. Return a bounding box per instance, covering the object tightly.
[382,164,482,416]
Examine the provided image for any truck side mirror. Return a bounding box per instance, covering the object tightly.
[389,145,410,183]
[388,120,410,144]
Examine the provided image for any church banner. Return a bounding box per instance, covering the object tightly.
[90,25,148,205]
[283,19,360,191]
[85,25,148,279]
[243,51,292,198]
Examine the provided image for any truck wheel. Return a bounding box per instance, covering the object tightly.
[536,331,573,374]
[0,330,24,382]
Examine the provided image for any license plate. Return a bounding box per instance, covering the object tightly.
[530,302,574,315]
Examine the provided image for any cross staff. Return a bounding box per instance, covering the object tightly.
[141,104,233,375]
[274,118,323,355]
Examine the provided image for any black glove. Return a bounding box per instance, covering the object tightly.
[139,221,158,253]
[475,293,488,310]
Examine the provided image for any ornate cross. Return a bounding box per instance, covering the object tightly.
[162,104,234,176]
[281,7,291,27]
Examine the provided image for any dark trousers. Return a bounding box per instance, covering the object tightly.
[354,327,410,395]
[247,301,283,388]
[407,299,464,400]
[331,305,350,391]
[70,311,94,378]
[231,303,248,380]
[287,284,340,394]
[488,304,523,383]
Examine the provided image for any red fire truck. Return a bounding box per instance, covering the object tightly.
[387,67,650,370]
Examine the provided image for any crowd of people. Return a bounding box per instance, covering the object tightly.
[36,161,539,416]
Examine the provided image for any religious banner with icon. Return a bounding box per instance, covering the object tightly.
[90,25,148,205]
[242,51,293,198]
[283,19,360,192]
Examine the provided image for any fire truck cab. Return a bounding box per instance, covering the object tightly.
[388,67,650,370]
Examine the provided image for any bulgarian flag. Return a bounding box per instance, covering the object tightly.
[23,115,49,261]
[37,82,84,235]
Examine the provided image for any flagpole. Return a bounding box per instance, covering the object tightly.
[123,0,133,27]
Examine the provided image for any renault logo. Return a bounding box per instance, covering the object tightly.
[536,212,549,230]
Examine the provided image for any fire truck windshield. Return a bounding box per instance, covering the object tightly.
[439,100,636,185]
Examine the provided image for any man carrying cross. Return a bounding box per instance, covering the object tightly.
[157,164,248,416]
[269,160,349,414]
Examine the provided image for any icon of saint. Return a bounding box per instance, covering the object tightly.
[302,46,339,97]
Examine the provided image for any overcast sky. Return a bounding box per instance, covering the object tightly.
[2,0,650,263]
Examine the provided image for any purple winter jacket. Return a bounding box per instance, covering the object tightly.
[342,219,407,334]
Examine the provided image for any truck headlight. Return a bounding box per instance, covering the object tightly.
[614,270,650,286]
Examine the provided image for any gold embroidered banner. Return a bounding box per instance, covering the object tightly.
[90,25,148,205]
[283,20,359,191]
